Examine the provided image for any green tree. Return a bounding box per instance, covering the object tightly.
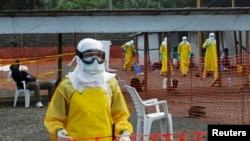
[126,0,150,8]
[43,0,60,9]
[160,0,196,8]
[0,0,46,10]
[104,0,196,9]
[57,0,101,9]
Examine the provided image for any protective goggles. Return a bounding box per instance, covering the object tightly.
[209,35,214,37]
[76,49,105,64]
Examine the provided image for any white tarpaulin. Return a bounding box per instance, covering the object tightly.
[100,40,117,72]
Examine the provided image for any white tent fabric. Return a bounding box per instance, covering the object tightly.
[137,33,160,65]
[0,14,250,34]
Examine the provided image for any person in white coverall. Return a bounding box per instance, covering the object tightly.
[177,36,192,77]
[44,38,133,141]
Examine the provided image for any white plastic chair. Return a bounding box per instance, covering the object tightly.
[13,81,30,108]
[125,85,173,141]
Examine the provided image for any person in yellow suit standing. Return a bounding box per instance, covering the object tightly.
[202,32,218,80]
[44,38,133,141]
[159,37,171,76]
[177,36,192,77]
[121,40,136,71]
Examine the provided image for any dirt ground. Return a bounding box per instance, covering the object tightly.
[0,102,209,141]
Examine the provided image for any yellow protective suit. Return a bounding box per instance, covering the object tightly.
[202,39,218,79]
[178,42,192,76]
[160,43,171,76]
[44,77,133,141]
[121,43,135,71]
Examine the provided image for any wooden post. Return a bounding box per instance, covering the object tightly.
[232,0,235,7]
[197,0,202,79]
[198,31,202,79]
[134,34,138,64]
[197,0,201,8]
[217,32,222,87]
[144,32,149,98]
[55,33,62,88]
[75,33,79,49]
[166,32,172,92]
[247,31,249,54]
[239,31,250,90]
[238,31,243,73]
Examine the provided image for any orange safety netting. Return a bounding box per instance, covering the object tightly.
[49,132,207,141]
[0,48,250,139]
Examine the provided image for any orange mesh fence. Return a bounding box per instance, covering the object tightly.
[126,132,207,141]
[1,54,250,122]
[0,51,75,95]
[112,54,250,125]
[1,46,250,140]
[49,132,207,141]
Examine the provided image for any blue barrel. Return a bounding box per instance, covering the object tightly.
[133,65,142,74]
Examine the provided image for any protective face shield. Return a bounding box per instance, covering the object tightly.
[76,49,105,65]
[76,38,105,75]
[209,33,215,40]
[67,38,116,91]
[182,36,187,42]
[76,49,105,75]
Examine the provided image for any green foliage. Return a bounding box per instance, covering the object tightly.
[160,0,196,8]
[126,0,150,8]
[0,0,45,10]
[43,0,60,9]
[57,0,102,9]
[1,0,248,10]
[0,0,220,10]
[111,0,127,9]
[0,0,67,10]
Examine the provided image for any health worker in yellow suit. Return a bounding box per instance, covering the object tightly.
[44,38,133,141]
[202,32,218,80]
[160,37,172,76]
[121,40,136,71]
[178,36,192,77]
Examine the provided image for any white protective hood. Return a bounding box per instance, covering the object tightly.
[67,38,115,92]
